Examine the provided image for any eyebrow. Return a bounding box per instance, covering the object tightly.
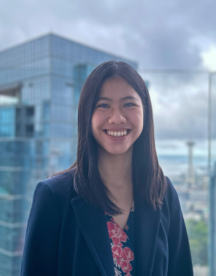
[98,96,140,102]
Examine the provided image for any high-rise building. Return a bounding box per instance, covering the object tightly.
[0,34,137,276]
[186,140,195,187]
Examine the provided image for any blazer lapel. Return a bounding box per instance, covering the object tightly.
[71,196,114,276]
[134,200,161,276]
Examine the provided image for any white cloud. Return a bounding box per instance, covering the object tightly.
[201,45,216,71]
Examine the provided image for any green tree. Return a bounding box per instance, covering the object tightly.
[185,218,208,265]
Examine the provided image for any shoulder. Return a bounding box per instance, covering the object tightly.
[35,168,78,201]
[163,176,180,205]
[161,176,182,221]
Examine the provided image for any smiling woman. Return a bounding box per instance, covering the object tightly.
[20,61,194,276]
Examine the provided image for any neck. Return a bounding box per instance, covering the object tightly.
[98,147,134,209]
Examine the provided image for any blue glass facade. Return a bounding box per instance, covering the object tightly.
[0,107,16,137]
[0,34,137,276]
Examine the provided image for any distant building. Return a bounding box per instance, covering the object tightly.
[186,141,195,187]
[0,34,137,276]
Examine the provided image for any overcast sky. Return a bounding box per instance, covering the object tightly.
[1,0,216,70]
[0,0,216,150]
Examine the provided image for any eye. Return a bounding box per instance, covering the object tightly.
[97,103,109,108]
[124,102,135,107]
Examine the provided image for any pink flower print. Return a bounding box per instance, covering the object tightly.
[107,221,115,232]
[106,216,134,275]
[112,244,122,259]
[107,221,128,245]
[120,247,134,262]
[112,236,120,245]
[117,259,132,274]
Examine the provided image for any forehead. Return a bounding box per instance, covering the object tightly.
[99,77,139,98]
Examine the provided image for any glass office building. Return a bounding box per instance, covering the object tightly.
[0,34,137,276]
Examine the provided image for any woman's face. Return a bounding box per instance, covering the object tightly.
[91,77,143,156]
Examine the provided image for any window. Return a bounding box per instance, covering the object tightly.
[26,106,34,117]
[25,124,34,137]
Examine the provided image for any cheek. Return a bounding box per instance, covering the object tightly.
[134,112,144,138]
[139,107,144,129]
[91,114,97,137]
[91,112,103,136]
[132,110,144,129]
[141,113,144,129]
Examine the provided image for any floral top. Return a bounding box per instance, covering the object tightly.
[105,204,135,276]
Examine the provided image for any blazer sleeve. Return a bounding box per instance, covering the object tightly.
[20,181,60,276]
[166,177,194,276]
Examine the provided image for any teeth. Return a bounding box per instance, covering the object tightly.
[106,130,128,137]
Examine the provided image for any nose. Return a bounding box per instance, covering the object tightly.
[108,108,126,124]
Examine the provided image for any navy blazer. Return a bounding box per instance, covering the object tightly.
[20,168,193,276]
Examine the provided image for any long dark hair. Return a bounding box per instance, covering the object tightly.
[57,61,167,215]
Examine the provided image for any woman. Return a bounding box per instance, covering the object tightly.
[21,61,193,276]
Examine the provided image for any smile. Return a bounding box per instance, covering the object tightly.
[104,129,130,137]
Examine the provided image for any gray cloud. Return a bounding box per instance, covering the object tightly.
[148,75,209,140]
[0,0,215,141]
[1,0,216,70]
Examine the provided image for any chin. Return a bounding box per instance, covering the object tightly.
[105,147,131,156]
[108,151,127,156]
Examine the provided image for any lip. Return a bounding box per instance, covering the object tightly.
[103,129,130,141]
